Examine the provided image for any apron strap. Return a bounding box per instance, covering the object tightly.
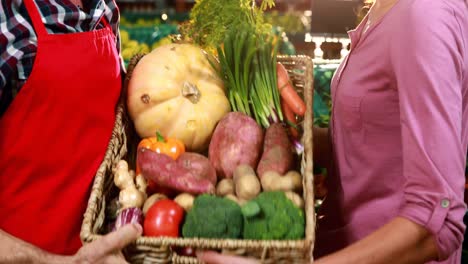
[23,0,48,38]
[99,0,117,33]
[99,14,116,39]
[100,15,111,29]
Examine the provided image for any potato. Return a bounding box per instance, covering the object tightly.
[216,179,235,196]
[233,165,261,201]
[174,193,195,211]
[261,170,302,192]
[143,193,168,215]
[256,123,293,178]
[285,191,304,208]
[225,194,247,206]
[138,148,216,194]
[209,112,264,179]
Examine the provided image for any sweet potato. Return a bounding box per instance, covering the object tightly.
[138,148,216,194]
[208,112,264,179]
[256,123,293,178]
[177,152,217,184]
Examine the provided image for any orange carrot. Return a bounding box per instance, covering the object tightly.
[281,98,299,138]
[277,62,306,116]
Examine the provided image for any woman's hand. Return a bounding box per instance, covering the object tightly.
[72,223,142,264]
[196,251,260,264]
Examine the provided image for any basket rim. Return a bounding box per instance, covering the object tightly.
[84,234,309,249]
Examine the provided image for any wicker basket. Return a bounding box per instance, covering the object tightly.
[80,54,315,264]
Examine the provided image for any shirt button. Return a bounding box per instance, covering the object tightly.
[441,199,450,208]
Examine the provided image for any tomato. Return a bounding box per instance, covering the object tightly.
[144,199,184,237]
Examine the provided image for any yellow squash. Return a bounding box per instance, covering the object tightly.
[127,43,231,151]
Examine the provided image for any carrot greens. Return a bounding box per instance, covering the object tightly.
[182,0,275,53]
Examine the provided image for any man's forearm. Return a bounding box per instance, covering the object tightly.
[0,229,72,264]
[314,217,439,264]
[313,126,332,169]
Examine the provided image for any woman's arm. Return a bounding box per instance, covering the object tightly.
[196,217,438,264]
[315,217,438,264]
[319,1,468,263]
[197,217,438,264]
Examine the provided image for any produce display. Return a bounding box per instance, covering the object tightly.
[106,0,310,260]
[120,29,150,62]
[119,15,177,62]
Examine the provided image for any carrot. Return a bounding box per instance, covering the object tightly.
[277,62,306,116]
[281,98,299,138]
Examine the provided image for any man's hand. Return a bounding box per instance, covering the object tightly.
[0,223,141,264]
[72,223,142,264]
[196,251,260,264]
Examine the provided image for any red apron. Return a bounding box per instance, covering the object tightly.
[0,0,121,255]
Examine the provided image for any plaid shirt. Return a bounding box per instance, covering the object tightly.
[0,0,120,113]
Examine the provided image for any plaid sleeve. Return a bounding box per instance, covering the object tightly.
[0,0,36,96]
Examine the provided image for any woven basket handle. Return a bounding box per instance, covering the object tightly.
[172,254,201,264]
[121,52,148,171]
[125,53,147,83]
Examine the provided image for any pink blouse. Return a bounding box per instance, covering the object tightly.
[314,0,468,263]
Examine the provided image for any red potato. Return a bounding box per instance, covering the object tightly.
[138,148,216,194]
[209,112,264,179]
[256,123,294,178]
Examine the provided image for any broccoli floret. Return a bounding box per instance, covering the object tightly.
[182,194,243,239]
[242,191,305,240]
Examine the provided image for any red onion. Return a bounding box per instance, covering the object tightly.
[113,207,143,231]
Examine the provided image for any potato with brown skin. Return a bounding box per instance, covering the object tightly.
[284,191,304,208]
[261,170,302,192]
[209,112,264,179]
[256,123,294,178]
[233,165,261,201]
[138,148,216,194]
[225,194,247,206]
[143,193,168,215]
[216,179,235,196]
[174,193,195,211]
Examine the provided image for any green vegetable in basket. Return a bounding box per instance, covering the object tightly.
[182,195,243,239]
[241,191,305,240]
